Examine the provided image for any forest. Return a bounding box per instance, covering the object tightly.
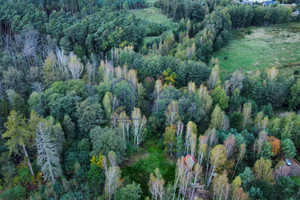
[0,0,299,199]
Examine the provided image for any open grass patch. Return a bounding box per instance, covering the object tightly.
[122,137,175,198]
[213,22,300,78]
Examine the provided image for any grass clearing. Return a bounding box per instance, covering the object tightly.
[122,137,175,198]
[213,22,300,77]
[130,7,174,25]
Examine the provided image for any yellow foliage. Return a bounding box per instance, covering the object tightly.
[90,153,103,168]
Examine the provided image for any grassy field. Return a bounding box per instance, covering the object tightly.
[213,22,300,77]
[130,7,174,26]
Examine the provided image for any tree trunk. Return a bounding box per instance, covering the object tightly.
[22,142,35,178]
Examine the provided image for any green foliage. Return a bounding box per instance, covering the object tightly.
[28,92,45,116]
[274,177,295,200]
[261,142,273,159]
[281,139,296,158]
[114,182,142,200]
[212,86,229,110]
[289,79,300,110]
[239,167,254,190]
[249,179,275,200]
[0,185,26,200]
[90,126,126,163]
[76,97,106,134]
[230,112,242,131]
[88,164,105,197]
[112,80,137,113]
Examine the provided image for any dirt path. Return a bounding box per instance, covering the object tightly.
[287,159,300,177]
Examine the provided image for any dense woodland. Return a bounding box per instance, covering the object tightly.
[0,0,300,199]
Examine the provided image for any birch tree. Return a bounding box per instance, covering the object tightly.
[185,121,197,155]
[198,84,213,113]
[131,107,147,151]
[118,111,131,142]
[212,172,230,200]
[163,125,176,156]
[253,157,274,183]
[165,100,180,126]
[103,92,113,119]
[187,82,196,93]
[105,166,122,200]
[232,144,246,177]
[210,105,229,130]
[229,69,244,95]
[266,66,278,81]
[224,135,236,159]
[207,144,227,188]
[154,80,163,99]
[208,64,220,90]
[148,168,165,200]
[254,111,268,131]
[36,118,63,184]
[241,102,252,130]
[67,52,83,79]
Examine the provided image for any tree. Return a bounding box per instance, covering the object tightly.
[229,69,244,95]
[148,168,165,200]
[208,64,220,90]
[163,125,176,156]
[2,111,35,177]
[289,79,300,110]
[118,111,131,143]
[112,80,136,113]
[274,177,295,200]
[230,112,242,131]
[224,135,236,159]
[239,167,254,190]
[210,105,229,130]
[198,84,213,113]
[254,111,269,131]
[103,92,113,120]
[114,182,142,200]
[253,158,274,184]
[104,165,122,200]
[165,101,180,125]
[35,118,63,184]
[266,136,280,156]
[233,144,246,177]
[241,102,252,130]
[131,107,147,151]
[207,144,227,187]
[212,86,229,110]
[67,52,83,79]
[62,115,75,139]
[185,121,197,155]
[212,171,230,200]
[281,139,296,158]
[90,127,126,163]
[28,92,45,116]
[260,142,273,159]
[76,97,106,134]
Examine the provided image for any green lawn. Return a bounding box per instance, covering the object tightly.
[131,7,174,25]
[213,22,300,77]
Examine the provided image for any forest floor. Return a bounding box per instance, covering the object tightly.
[213,22,300,78]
